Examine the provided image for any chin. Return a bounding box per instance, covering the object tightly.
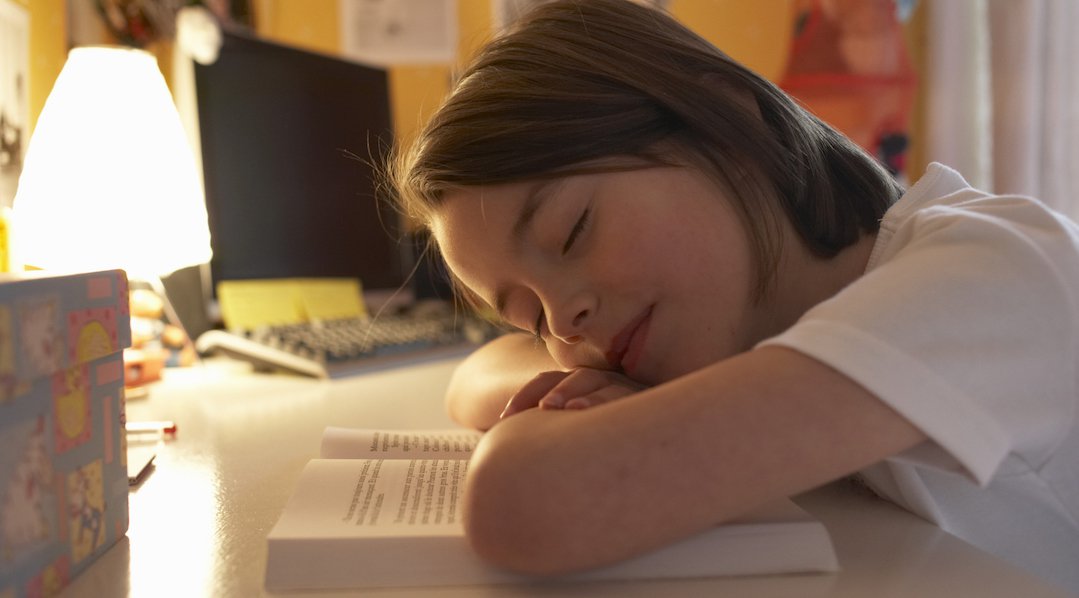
[656,352,728,383]
[633,361,679,386]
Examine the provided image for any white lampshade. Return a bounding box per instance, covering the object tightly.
[12,46,211,278]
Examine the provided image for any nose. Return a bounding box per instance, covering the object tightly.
[543,286,595,345]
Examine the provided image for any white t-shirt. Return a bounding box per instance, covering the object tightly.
[760,163,1079,592]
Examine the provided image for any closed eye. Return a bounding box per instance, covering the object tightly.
[561,206,591,255]
[531,309,545,342]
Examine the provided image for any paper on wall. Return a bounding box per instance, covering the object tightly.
[340,0,457,66]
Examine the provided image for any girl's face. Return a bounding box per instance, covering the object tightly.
[431,164,774,386]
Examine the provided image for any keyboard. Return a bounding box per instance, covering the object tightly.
[195,307,501,378]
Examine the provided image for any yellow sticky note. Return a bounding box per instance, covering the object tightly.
[217,280,306,330]
[217,279,367,331]
[298,279,367,321]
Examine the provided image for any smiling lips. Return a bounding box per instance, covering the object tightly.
[606,305,654,374]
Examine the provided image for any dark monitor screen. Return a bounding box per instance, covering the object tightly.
[193,31,408,304]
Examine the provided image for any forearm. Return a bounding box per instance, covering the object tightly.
[446,333,561,430]
[462,346,926,576]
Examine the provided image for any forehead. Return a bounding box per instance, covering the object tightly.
[432,182,529,247]
[429,182,537,307]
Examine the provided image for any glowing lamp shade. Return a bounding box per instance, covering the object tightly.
[13,46,211,278]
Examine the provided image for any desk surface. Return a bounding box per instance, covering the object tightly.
[62,358,1074,598]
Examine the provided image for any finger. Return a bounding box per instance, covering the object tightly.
[539,369,621,405]
[538,392,567,410]
[563,385,638,410]
[533,368,646,411]
[500,370,571,419]
[563,397,590,410]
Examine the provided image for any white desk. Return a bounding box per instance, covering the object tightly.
[62,358,1075,597]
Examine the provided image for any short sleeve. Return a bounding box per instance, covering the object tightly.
[759,193,1079,485]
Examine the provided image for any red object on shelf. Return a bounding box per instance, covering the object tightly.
[780,0,917,178]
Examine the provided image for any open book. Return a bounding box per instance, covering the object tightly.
[264,427,839,591]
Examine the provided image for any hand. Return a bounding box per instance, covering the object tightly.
[499,368,646,420]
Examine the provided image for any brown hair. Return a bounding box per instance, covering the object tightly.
[389,0,902,299]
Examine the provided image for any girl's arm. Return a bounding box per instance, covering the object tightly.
[446,333,562,430]
[461,345,926,576]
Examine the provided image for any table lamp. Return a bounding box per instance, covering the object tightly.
[12,45,211,281]
[13,46,213,378]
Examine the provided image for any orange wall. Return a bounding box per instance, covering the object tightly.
[670,0,793,81]
[252,0,794,146]
[252,0,340,53]
[19,0,66,132]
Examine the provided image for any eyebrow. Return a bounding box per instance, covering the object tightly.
[494,178,562,318]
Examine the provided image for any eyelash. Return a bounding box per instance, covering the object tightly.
[532,206,591,340]
[562,207,591,255]
[531,310,544,341]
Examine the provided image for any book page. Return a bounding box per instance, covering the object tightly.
[320,427,482,459]
[266,457,518,590]
[273,458,469,539]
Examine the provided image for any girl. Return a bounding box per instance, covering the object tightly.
[389,0,1079,591]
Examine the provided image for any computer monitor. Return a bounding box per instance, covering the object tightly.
[191,30,413,322]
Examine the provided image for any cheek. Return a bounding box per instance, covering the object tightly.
[546,342,579,369]
[546,342,605,372]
